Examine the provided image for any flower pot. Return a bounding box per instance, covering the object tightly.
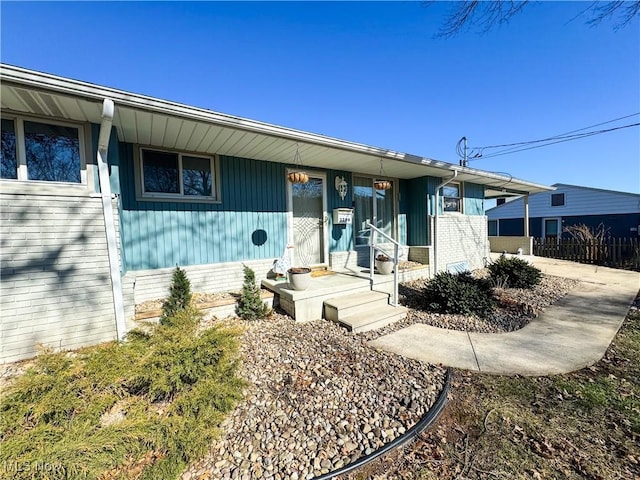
[375,259,394,275]
[288,267,312,290]
[288,171,309,184]
[374,180,391,190]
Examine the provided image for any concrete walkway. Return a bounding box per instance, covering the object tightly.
[370,256,640,375]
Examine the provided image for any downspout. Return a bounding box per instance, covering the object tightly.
[97,99,126,341]
[433,170,458,274]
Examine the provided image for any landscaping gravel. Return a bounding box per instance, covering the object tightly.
[182,314,447,480]
[359,274,580,341]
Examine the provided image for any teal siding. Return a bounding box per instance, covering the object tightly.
[115,137,488,270]
[327,170,354,253]
[119,143,288,270]
[406,176,440,245]
[398,179,410,246]
[463,182,485,215]
[398,214,407,245]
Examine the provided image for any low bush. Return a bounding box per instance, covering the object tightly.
[488,256,542,289]
[423,271,496,316]
[0,308,244,480]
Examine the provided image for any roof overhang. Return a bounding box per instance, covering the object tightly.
[0,64,553,195]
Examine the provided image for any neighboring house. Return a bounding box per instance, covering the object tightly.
[487,183,640,239]
[0,64,552,362]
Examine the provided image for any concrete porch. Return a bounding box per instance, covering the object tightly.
[261,264,430,332]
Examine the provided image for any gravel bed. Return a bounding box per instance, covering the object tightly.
[136,291,239,314]
[183,313,447,480]
[360,274,580,341]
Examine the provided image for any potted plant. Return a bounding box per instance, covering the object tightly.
[375,254,394,275]
[287,266,312,290]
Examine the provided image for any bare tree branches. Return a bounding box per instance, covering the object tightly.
[586,0,640,29]
[422,0,639,37]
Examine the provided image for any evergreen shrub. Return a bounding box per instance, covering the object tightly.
[236,265,270,320]
[423,271,496,316]
[488,256,542,289]
[161,266,192,324]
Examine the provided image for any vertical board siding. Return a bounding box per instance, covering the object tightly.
[327,169,354,253]
[119,144,288,270]
[406,176,440,246]
[463,182,485,215]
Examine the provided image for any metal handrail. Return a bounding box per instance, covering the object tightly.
[366,221,400,306]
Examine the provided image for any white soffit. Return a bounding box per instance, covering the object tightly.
[0,64,553,194]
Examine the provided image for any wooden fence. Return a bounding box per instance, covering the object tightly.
[533,237,640,269]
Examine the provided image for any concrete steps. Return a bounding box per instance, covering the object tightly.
[324,291,407,333]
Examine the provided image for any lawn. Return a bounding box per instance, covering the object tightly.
[348,303,640,479]
[0,308,244,480]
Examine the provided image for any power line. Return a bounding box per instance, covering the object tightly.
[470,112,640,152]
[470,122,639,161]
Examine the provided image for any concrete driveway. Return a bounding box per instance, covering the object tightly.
[369,256,640,376]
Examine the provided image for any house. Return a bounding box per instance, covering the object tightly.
[487,183,640,240]
[0,64,552,362]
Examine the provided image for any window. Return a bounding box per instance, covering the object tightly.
[544,218,560,239]
[1,116,83,183]
[551,193,565,206]
[353,176,395,246]
[442,182,462,212]
[140,148,215,199]
[1,119,17,179]
[488,220,498,236]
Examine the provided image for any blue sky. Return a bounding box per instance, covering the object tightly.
[2,1,639,196]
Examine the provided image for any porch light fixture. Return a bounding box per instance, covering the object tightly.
[374,158,391,190]
[335,175,348,200]
[287,143,309,184]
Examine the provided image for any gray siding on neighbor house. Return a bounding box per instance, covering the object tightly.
[0,193,118,363]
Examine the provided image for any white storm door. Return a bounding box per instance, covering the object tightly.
[288,172,328,267]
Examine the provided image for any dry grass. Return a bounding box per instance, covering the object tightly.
[347,303,640,479]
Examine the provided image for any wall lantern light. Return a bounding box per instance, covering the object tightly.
[335,176,348,200]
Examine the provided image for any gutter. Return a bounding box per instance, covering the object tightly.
[97,98,127,341]
[433,171,458,274]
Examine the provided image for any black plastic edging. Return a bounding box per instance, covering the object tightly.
[312,368,452,480]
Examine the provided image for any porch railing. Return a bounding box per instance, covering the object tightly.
[366,221,400,306]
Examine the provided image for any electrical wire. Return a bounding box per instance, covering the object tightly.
[471,112,639,151]
[470,122,639,161]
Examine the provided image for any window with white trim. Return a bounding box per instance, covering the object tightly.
[140,148,217,200]
[442,182,462,213]
[1,116,84,183]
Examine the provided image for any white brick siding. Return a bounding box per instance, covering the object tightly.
[1,193,119,363]
[122,258,276,305]
[436,215,489,273]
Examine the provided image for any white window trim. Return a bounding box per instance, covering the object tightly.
[442,181,463,214]
[1,113,89,186]
[134,146,221,203]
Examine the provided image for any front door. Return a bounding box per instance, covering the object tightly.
[288,172,328,267]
